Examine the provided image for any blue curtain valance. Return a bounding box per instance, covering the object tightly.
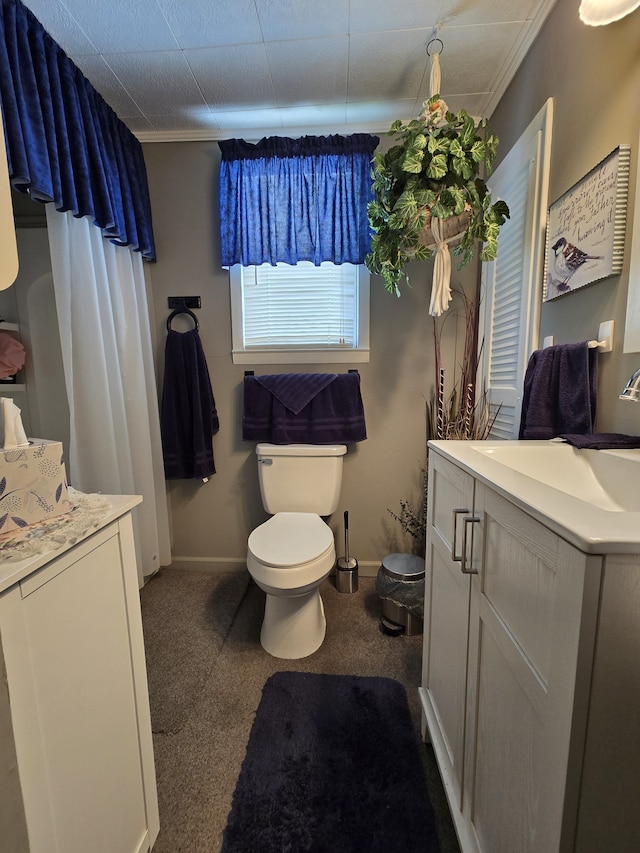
[0,0,156,260]
[218,133,379,267]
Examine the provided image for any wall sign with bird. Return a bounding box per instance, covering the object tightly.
[544,146,631,301]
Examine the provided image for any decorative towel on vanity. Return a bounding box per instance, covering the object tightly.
[243,372,367,443]
[518,342,598,440]
[557,432,640,450]
[160,328,219,479]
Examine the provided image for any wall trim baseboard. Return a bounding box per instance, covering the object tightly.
[165,557,382,578]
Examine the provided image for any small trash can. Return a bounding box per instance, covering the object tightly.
[376,553,426,636]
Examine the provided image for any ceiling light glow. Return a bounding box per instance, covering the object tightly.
[579,0,640,26]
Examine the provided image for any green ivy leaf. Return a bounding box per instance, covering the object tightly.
[413,187,437,207]
[459,113,477,148]
[449,139,464,159]
[413,133,428,151]
[430,201,450,219]
[453,156,473,180]
[426,153,448,180]
[413,244,433,261]
[492,200,510,223]
[402,148,424,173]
[441,186,466,214]
[392,190,418,219]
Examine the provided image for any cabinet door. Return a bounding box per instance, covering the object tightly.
[421,451,475,813]
[0,521,156,853]
[464,483,601,853]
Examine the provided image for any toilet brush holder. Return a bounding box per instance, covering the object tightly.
[336,557,358,593]
[336,510,358,593]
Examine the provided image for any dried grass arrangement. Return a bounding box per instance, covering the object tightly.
[427,289,499,440]
[388,288,497,554]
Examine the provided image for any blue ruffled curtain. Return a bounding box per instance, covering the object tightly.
[218,134,378,267]
[0,0,155,260]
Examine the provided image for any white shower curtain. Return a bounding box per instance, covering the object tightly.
[45,206,170,584]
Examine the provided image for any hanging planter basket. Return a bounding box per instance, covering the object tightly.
[365,41,510,315]
[417,208,472,251]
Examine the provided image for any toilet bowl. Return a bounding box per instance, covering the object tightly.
[247,512,336,659]
[247,442,346,658]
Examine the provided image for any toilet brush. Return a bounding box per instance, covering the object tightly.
[336,510,358,593]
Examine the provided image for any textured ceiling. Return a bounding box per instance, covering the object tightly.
[20,0,557,142]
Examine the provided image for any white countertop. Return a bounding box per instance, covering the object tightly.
[0,491,142,593]
[429,440,640,555]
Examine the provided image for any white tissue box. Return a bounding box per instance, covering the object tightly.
[0,439,75,536]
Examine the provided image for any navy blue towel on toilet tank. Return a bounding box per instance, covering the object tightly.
[161,328,219,478]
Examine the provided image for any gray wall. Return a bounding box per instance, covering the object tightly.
[143,141,473,571]
[490,0,640,435]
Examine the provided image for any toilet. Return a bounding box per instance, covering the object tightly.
[247,443,347,659]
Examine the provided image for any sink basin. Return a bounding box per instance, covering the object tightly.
[428,439,640,553]
[470,442,640,512]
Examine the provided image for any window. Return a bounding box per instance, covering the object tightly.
[229,262,369,365]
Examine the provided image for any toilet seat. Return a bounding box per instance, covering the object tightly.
[246,512,336,658]
[248,512,334,568]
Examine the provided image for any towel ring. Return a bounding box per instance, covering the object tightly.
[166,307,199,332]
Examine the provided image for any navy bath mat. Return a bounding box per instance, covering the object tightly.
[221,671,440,852]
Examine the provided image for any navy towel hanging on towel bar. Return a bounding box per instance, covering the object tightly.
[242,372,367,444]
[518,342,598,440]
[161,327,219,479]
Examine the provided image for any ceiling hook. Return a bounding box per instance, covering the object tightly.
[426,37,444,56]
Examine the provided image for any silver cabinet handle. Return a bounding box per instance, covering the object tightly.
[461,516,480,575]
[451,508,469,562]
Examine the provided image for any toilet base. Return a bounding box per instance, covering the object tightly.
[260,588,326,659]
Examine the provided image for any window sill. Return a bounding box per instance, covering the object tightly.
[231,348,370,366]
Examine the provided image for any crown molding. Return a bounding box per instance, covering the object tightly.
[134,120,395,144]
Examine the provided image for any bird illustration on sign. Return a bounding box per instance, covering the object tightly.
[550,237,603,290]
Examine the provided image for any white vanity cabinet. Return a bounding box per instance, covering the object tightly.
[0,497,159,853]
[421,446,640,853]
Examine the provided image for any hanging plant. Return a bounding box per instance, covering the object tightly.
[365,45,510,316]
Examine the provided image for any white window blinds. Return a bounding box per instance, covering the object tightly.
[241,262,358,348]
[229,261,370,365]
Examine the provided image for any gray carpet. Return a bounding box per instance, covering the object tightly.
[140,568,460,853]
[141,569,250,734]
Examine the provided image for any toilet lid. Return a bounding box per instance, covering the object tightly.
[248,512,334,568]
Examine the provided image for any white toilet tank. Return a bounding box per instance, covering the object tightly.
[256,443,347,515]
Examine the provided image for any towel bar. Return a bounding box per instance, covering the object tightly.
[243,369,359,377]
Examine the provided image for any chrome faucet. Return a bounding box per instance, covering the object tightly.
[619,367,640,402]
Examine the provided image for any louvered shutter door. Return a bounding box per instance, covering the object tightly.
[479,100,553,439]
